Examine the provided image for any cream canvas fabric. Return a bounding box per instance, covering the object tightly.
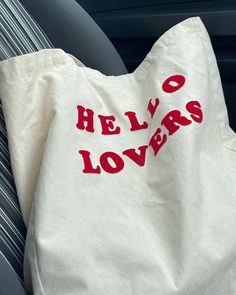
[0,17,236,295]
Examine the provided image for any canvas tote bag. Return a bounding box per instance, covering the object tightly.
[0,17,236,295]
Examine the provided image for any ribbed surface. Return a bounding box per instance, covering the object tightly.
[0,0,53,284]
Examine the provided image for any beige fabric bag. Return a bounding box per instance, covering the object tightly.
[0,17,236,295]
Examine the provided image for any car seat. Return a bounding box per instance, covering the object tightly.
[0,0,127,293]
[20,0,128,76]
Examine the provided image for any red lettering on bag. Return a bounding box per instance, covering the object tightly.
[161,110,191,135]
[123,145,148,166]
[98,115,121,135]
[100,152,124,173]
[124,111,148,131]
[162,75,185,93]
[147,98,160,118]
[78,150,101,174]
[76,105,95,132]
[186,101,203,123]
[149,128,167,156]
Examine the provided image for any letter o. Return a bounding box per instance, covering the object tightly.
[100,152,124,174]
[162,75,185,93]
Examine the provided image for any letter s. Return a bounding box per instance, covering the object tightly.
[186,101,203,123]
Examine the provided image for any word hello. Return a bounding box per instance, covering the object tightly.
[75,75,203,174]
